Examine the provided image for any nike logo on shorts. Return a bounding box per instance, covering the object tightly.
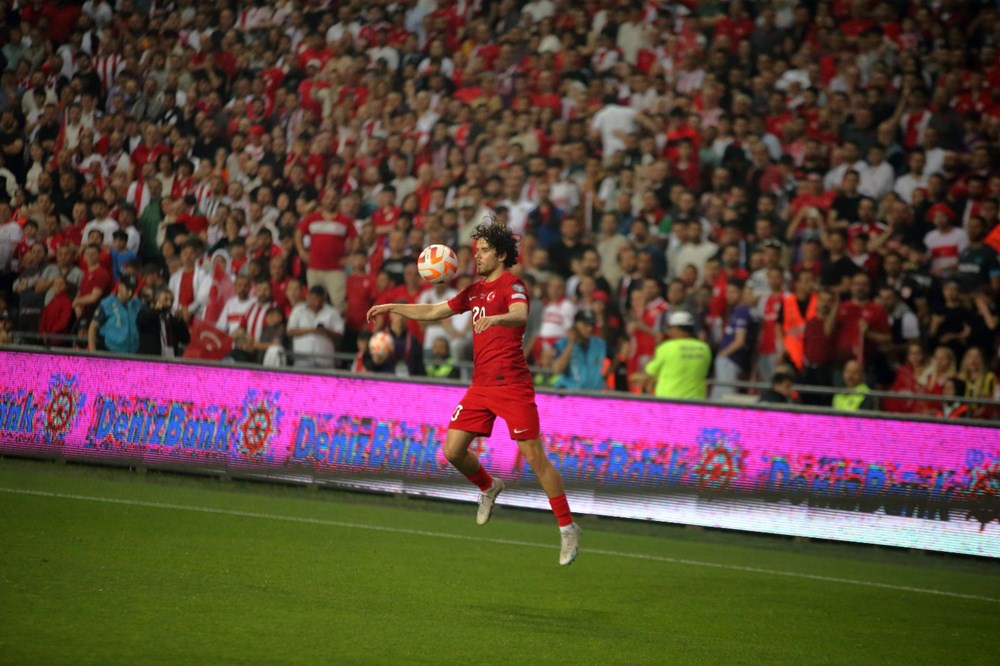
[514,428,528,434]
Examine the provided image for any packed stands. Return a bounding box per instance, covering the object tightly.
[0,0,997,418]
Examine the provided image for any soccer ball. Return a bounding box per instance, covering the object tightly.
[417,244,458,283]
[368,331,393,358]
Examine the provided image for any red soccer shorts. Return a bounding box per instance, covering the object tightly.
[449,383,540,440]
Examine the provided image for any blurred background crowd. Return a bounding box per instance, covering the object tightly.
[0,0,998,417]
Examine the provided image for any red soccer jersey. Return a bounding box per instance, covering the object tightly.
[448,272,532,386]
[178,270,195,308]
[345,273,376,333]
[78,265,112,314]
[759,291,784,355]
[847,220,888,254]
[131,142,170,171]
[835,300,889,364]
[371,205,401,235]
[297,212,357,270]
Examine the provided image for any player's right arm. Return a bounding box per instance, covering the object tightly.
[366,301,454,323]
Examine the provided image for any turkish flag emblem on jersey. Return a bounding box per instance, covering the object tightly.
[183,318,233,360]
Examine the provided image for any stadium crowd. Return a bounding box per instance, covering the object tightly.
[0,0,998,418]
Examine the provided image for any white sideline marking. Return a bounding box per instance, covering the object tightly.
[2,487,997,604]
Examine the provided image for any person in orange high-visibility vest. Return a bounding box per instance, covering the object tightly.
[781,269,818,370]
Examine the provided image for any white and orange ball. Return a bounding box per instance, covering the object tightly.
[368,331,393,358]
[417,244,458,283]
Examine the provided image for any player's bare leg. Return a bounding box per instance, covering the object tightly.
[442,428,481,475]
[515,437,565,497]
[444,428,504,525]
[516,437,581,566]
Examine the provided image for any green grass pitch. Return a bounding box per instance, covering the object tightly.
[0,457,998,665]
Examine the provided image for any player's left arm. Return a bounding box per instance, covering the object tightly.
[474,301,527,333]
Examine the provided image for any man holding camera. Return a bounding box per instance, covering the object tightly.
[287,285,344,367]
[137,287,190,358]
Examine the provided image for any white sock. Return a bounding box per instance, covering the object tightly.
[559,522,576,534]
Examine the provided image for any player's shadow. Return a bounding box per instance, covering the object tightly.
[471,602,616,637]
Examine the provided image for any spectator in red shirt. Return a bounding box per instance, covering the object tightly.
[370,187,401,238]
[834,272,892,378]
[669,139,701,191]
[176,194,209,237]
[295,189,358,311]
[130,125,171,173]
[72,243,112,321]
[344,251,377,341]
[531,71,562,116]
[800,288,839,405]
[269,254,292,313]
[713,2,754,51]
[39,274,74,344]
[918,345,958,407]
[788,171,835,220]
[884,342,933,414]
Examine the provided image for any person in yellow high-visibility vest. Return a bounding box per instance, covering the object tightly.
[832,359,875,411]
[642,310,712,399]
[426,337,460,379]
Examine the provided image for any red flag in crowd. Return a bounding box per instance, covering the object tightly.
[203,254,235,327]
[183,318,233,360]
[50,107,67,170]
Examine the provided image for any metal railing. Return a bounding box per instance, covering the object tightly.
[710,378,1000,409]
[7,328,999,425]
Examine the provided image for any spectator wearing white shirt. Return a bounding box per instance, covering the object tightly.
[893,149,929,205]
[924,204,969,279]
[670,220,720,282]
[390,154,418,206]
[521,0,555,23]
[326,5,361,43]
[117,205,141,255]
[615,6,649,65]
[921,126,946,177]
[0,156,16,201]
[82,0,113,29]
[496,177,534,236]
[215,274,255,334]
[590,98,640,164]
[287,285,345,368]
[823,141,867,193]
[536,274,576,354]
[168,240,212,320]
[877,285,921,356]
[859,144,894,200]
[0,201,22,274]
[548,162,581,215]
[368,28,400,71]
[81,199,119,247]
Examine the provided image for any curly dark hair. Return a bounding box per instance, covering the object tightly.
[471,220,519,268]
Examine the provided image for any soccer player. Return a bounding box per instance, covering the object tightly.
[367,222,581,565]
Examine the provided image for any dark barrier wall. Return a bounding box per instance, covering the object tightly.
[1,350,998,557]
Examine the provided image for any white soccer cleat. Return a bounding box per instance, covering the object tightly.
[476,478,505,525]
[559,523,581,566]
